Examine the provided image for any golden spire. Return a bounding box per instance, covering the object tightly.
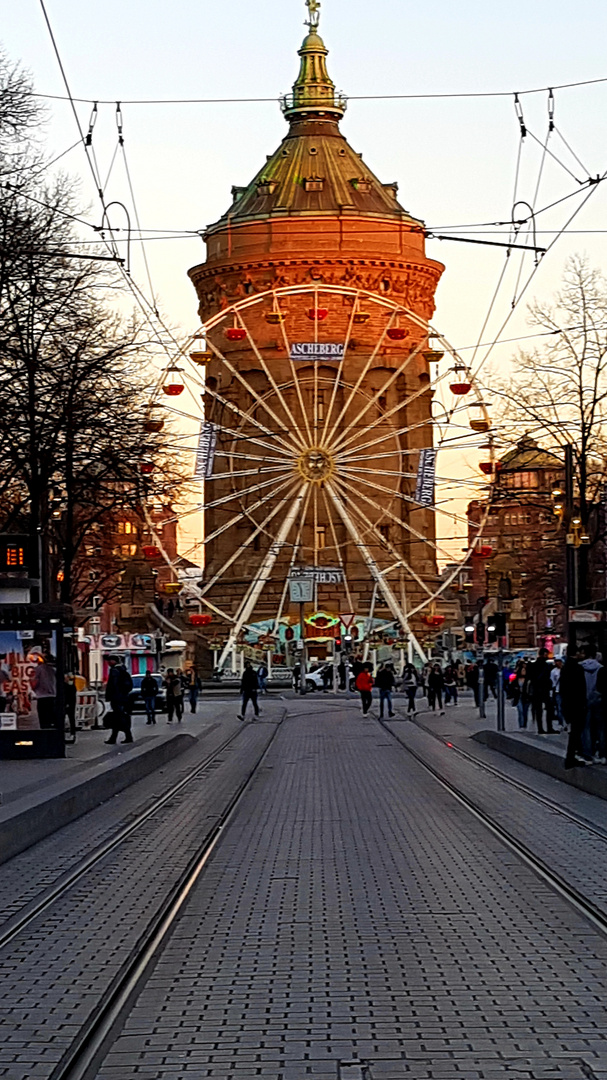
[280,0,347,122]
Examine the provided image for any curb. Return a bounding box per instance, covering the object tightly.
[0,732,197,865]
[472,729,607,801]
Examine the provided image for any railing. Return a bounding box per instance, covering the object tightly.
[280,92,347,114]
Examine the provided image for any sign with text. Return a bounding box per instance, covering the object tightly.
[290,342,345,362]
[291,566,344,585]
[195,421,217,479]
[289,578,314,604]
[414,448,437,507]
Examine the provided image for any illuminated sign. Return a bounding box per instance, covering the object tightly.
[0,535,30,574]
[290,342,345,361]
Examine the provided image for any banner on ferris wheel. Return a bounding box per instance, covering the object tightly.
[414,448,437,507]
[195,420,217,479]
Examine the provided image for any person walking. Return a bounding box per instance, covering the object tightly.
[443,664,458,706]
[467,662,480,707]
[484,658,498,699]
[186,669,201,714]
[375,663,396,719]
[141,671,158,724]
[30,650,57,730]
[238,660,260,720]
[402,664,418,714]
[550,658,564,729]
[529,648,554,733]
[562,648,591,767]
[292,662,301,692]
[579,645,604,762]
[257,662,268,694]
[164,669,181,723]
[355,664,374,715]
[427,664,445,714]
[511,660,532,729]
[104,655,133,744]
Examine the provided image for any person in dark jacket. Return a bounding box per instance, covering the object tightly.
[561,648,591,767]
[164,669,184,723]
[528,648,554,733]
[375,663,396,718]
[511,660,532,729]
[402,664,418,713]
[141,671,158,724]
[427,664,445,713]
[238,661,260,720]
[105,656,133,744]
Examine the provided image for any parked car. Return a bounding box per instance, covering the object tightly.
[128,673,167,714]
[304,663,356,692]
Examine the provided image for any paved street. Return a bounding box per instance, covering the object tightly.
[91,700,607,1080]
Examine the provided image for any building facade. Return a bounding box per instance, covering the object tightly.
[188,9,446,642]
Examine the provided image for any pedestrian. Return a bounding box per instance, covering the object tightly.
[528,648,555,733]
[579,645,605,762]
[239,660,260,720]
[443,664,458,706]
[164,668,182,723]
[141,670,158,724]
[421,661,431,698]
[64,672,78,740]
[550,658,564,729]
[561,648,591,767]
[104,655,133,744]
[456,660,466,688]
[511,660,532,729]
[402,663,418,713]
[321,663,332,692]
[29,649,57,730]
[484,658,498,700]
[427,663,445,713]
[375,662,396,718]
[338,658,346,691]
[186,669,201,714]
[292,662,301,692]
[355,664,374,715]
[467,662,480,706]
[258,662,268,694]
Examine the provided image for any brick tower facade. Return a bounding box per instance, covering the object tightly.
[188,7,445,645]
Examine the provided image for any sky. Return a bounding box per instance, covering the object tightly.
[2,0,607,564]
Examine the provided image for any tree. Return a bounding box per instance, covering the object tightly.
[0,49,188,610]
[493,256,607,603]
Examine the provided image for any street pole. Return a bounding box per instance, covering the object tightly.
[496,645,505,731]
[299,600,307,695]
[478,651,486,719]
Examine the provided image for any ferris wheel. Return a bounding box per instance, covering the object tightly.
[150,283,493,666]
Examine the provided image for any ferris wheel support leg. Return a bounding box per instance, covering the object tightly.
[409,631,428,665]
[327,484,425,660]
[217,486,307,671]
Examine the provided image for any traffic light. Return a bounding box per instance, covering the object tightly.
[493,612,507,638]
[335,635,342,650]
[464,622,475,644]
[487,620,497,644]
[475,622,485,645]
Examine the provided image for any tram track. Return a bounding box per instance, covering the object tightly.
[44,715,282,1080]
[0,721,255,953]
[378,714,607,941]
[406,709,607,841]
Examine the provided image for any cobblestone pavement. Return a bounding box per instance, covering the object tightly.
[95,702,607,1080]
[0,709,282,1080]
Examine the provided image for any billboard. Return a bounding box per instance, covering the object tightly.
[0,630,58,731]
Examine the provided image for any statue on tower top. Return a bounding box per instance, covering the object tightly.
[305,0,321,31]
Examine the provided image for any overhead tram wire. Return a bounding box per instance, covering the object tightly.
[29,73,607,106]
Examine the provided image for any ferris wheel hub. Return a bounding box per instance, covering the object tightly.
[297,446,336,485]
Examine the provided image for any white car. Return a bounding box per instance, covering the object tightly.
[304,663,356,692]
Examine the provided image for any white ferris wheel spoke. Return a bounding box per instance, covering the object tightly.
[319,290,361,447]
[203,470,295,511]
[271,485,313,636]
[235,307,307,451]
[206,465,294,482]
[330,475,436,600]
[321,306,401,450]
[213,450,293,466]
[338,466,481,532]
[201,477,304,597]
[320,485,355,612]
[204,384,300,457]
[326,482,428,663]
[330,336,428,454]
[203,473,298,547]
[204,340,302,455]
[332,471,455,571]
[276,299,314,447]
[218,484,308,669]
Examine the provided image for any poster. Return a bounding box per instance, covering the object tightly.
[195,421,217,479]
[0,631,57,730]
[414,448,437,507]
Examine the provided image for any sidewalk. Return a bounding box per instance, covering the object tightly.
[397,689,607,801]
[0,701,239,864]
